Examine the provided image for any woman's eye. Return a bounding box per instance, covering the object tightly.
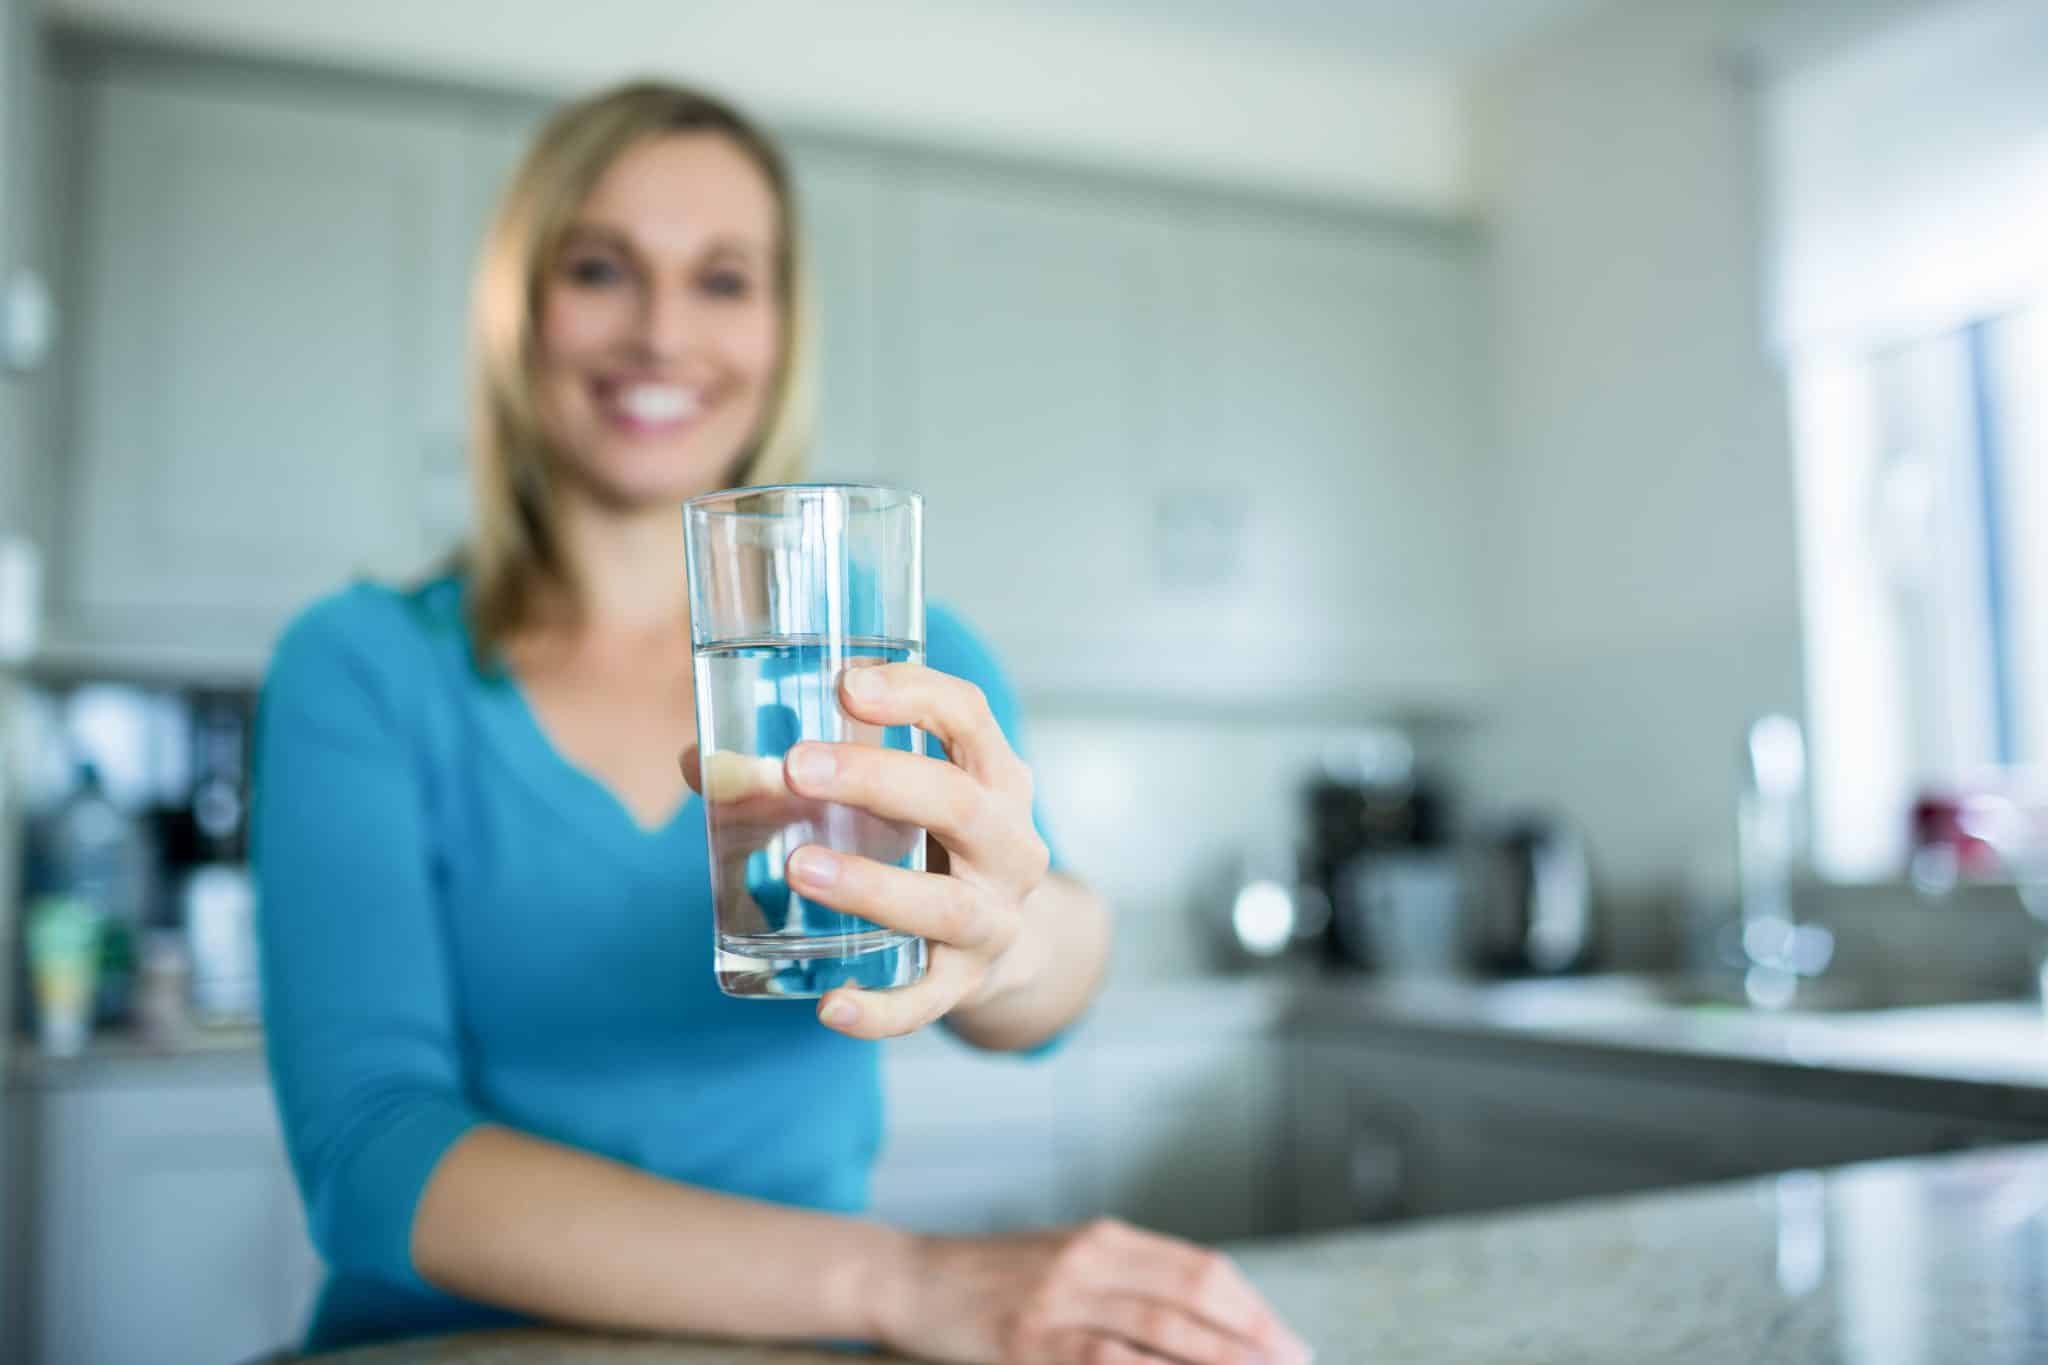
[567,257,623,287]
[702,269,754,300]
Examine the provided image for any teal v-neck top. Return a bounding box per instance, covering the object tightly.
[252,575,1054,1354]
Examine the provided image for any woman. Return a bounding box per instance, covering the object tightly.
[255,81,1309,1364]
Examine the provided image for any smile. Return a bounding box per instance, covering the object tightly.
[597,379,707,433]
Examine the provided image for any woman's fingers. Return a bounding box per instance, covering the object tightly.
[1081,1225,1310,1364]
[785,742,1043,878]
[1037,1329,1172,1365]
[815,947,981,1039]
[838,664,1032,798]
[786,847,1005,951]
[1077,1296,1265,1365]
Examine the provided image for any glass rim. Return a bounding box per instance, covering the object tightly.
[683,482,922,517]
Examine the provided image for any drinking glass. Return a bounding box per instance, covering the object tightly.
[683,483,927,998]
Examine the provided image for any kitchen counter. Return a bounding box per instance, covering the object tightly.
[1289,973,2048,1121]
[19,971,2048,1113]
[312,1140,2048,1364]
[5,1020,265,1088]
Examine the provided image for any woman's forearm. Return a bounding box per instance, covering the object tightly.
[946,872,1110,1052]
[412,1125,915,1342]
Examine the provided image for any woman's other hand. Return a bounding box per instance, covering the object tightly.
[873,1219,1313,1365]
[682,661,1051,1038]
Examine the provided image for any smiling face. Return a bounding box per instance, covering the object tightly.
[533,132,784,510]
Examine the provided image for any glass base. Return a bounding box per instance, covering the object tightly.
[716,930,927,999]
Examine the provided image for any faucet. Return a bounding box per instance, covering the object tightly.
[1735,715,1834,1008]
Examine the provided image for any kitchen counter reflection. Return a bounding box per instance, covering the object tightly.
[315,1142,2048,1364]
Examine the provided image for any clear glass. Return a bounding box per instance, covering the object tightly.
[683,483,927,998]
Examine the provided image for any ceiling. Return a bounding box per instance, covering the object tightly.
[1013,0,1616,63]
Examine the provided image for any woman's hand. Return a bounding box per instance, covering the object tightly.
[682,661,1051,1038]
[875,1219,1313,1365]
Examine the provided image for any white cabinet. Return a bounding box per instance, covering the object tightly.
[872,1037,1088,1234]
[414,102,551,560]
[899,166,1489,706]
[786,142,902,487]
[19,1070,319,1365]
[42,43,1493,703]
[1077,1038,1286,1242]
[1152,215,1490,704]
[55,60,468,663]
[900,168,1173,693]
[873,1029,1283,1243]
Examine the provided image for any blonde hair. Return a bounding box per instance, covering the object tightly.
[463,81,816,649]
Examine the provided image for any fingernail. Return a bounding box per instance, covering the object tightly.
[844,668,886,700]
[790,847,839,886]
[788,745,836,786]
[821,996,858,1026]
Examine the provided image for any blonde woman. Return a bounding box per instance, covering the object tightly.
[254,82,1308,1363]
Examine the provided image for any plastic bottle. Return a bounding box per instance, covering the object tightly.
[43,762,155,1022]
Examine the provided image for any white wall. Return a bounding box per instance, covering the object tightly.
[1463,0,1817,942]
[51,0,1471,214]
[1027,709,1465,981]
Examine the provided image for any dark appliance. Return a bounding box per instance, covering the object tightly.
[1465,815,1594,975]
[1304,731,1452,970]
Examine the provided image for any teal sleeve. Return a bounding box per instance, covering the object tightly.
[924,606,1076,1058]
[924,605,1061,870]
[252,591,482,1292]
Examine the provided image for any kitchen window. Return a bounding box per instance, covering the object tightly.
[1789,308,2047,880]
[1764,0,2048,882]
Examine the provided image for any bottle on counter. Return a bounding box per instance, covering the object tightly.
[183,863,259,1026]
[39,760,158,1024]
[135,928,193,1047]
[26,896,101,1056]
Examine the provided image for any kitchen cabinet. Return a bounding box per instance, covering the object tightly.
[899,167,1175,695]
[1290,1030,2048,1231]
[1076,1037,1287,1242]
[10,1067,319,1365]
[414,102,550,561]
[1150,213,1489,705]
[873,1029,1284,1242]
[899,166,1489,707]
[871,1037,1089,1234]
[786,141,903,488]
[40,38,1492,702]
[55,54,467,664]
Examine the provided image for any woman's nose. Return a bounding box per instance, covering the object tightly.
[634,286,697,361]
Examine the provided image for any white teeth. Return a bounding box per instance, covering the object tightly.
[616,384,701,424]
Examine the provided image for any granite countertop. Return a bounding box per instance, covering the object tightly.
[312,1141,2048,1364]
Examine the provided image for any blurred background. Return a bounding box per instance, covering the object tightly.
[0,0,2045,1361]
